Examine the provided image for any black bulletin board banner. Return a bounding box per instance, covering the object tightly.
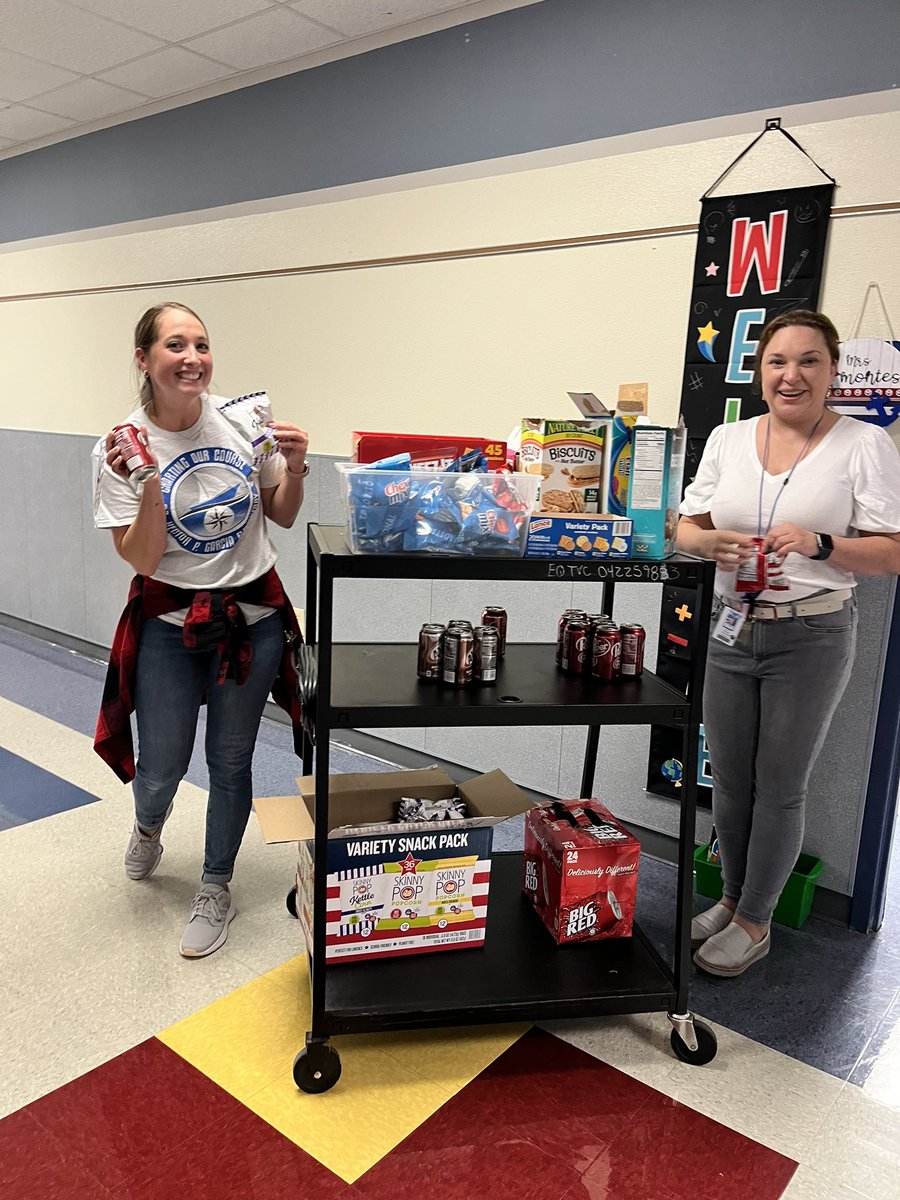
[646,182,834,803]
[679,182,834,480]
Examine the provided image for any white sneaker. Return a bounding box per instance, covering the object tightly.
[124,802,174,881]
[180,885,236,958]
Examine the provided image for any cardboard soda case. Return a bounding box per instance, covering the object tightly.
[522,799,640,944]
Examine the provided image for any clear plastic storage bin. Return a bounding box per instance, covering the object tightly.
[335,463,538,556]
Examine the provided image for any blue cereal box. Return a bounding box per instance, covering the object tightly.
[525,515,633,558]
[626,423,686,558]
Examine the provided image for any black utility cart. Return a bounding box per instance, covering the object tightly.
[291,523,717,1093]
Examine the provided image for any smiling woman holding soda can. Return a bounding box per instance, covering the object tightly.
[677,309,900,978]
[91,302,308,958]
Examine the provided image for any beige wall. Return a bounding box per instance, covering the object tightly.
[1,106,898,450]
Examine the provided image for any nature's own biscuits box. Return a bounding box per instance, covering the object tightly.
[522,799,640,945]
[519,418,609,514]
[255,767,531,962]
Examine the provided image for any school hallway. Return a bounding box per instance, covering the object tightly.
[2,620,899,1200]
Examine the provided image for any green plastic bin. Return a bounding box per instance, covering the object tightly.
[693,843,823,930]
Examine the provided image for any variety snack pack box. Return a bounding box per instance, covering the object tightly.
[524,515,633,559]
[522,799,641,944]
[255,767,532,962]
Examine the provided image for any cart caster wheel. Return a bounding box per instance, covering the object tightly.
[670,1021,717,1066]
[293,1046,342,1093]
[286,887,298,919]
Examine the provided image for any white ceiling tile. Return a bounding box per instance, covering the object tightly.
[286,1,481,38]
[67,0,275,43]
[184,7,339,70]
[98,46,235,99]
[28,77,148,121]
[0,47,80,104]
[0,104,76,140]
[0,0,165,74]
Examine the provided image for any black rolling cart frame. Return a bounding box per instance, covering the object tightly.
[291,524,717,1093]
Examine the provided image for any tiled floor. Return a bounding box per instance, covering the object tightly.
[1,623,899,1198]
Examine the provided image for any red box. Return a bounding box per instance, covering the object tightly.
[352,431,507,471]
[522,800,640,944]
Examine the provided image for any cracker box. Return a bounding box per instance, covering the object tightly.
[519,418,609,514]
[352,431,507,471]
[524,515,633,558]
[522,800,640,945]
[255,767,531,962]
[626,423,687,558]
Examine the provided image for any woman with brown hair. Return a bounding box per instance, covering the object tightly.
[92,302,307,958]
[678,309,900,977]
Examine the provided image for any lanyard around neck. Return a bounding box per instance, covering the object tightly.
[756,415,822,538]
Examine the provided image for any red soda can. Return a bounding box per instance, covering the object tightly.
[590,624,621,682]
[111,423,158,482]
[736,536,767,592]
[482,606,508,658]
[620,624,645,677]
[561,620,590,675]
[417,623,445,681]
[556,609,586,666]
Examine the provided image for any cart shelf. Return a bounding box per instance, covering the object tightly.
[325,644,690,728]
[320,854,675,1035]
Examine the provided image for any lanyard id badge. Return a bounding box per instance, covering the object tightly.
[712,602,748,645]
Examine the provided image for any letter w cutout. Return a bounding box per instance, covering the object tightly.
[727,210,787,297]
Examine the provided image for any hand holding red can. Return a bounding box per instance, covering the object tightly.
[106,423,159,482]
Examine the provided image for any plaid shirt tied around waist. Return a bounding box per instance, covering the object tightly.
[94,568,303,783]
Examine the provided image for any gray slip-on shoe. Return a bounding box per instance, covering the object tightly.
[690,901,735,950]
[694,922,770,977]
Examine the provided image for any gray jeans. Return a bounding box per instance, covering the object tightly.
[703,594,857,926]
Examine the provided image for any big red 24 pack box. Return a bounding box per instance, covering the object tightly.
[522,800,640,944]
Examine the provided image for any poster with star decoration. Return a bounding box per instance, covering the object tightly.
[680,183,833,481]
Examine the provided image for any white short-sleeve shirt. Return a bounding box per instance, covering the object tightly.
[92,394,286,622]
[680,415,900,603]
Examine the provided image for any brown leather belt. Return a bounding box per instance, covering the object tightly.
[716,588,853,622]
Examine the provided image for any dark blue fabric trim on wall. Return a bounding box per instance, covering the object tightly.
[2,0,899,244]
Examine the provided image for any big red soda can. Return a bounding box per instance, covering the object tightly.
[591,625,621,682]
[417,623,445,682]
[620,624,645,677]
[556,609,586,666]
[561,620,590,676]
[111,423,158,482]
[482,606,507,658]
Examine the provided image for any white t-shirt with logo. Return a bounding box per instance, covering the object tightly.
[92,394,286,623]
[680,414,900,603]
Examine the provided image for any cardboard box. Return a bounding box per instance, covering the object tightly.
[352,431,507,471]
[522,800,641,945]
[626,423,687,558]
[519,418,609,514]
[524,514,633,558]
[564,394,641,517]
[255,767,532,962]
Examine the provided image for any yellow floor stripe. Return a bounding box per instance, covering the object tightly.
[159,954,526,1183]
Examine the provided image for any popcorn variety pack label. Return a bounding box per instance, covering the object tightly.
[298,825,493,961]
[522,800,640,944]
[519,419,608,515]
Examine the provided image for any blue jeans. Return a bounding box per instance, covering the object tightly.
[703,596,857,926]
[132,613,284,884]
